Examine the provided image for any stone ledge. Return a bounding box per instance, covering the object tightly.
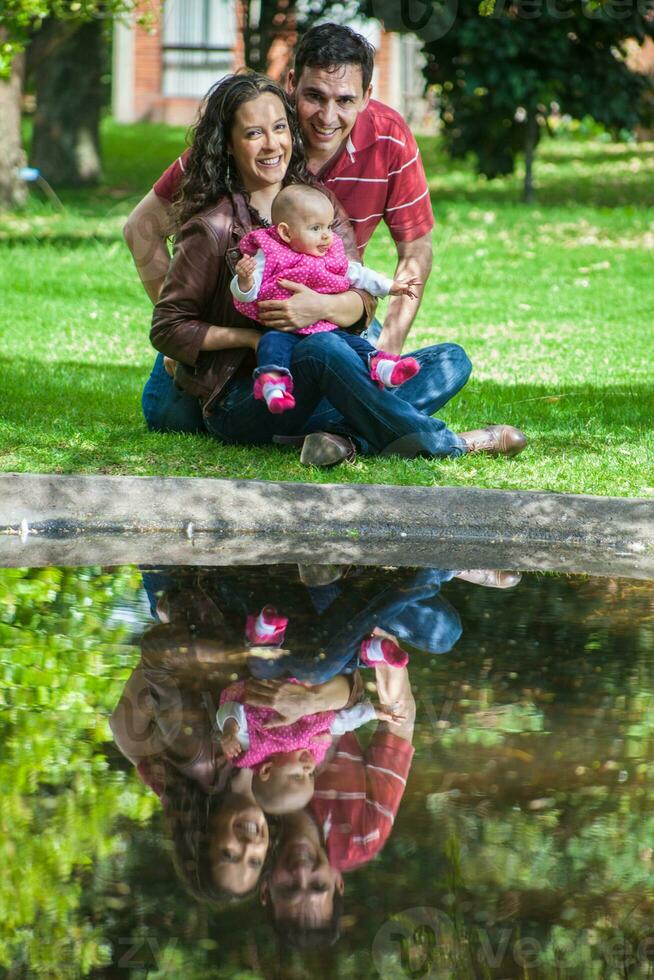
[2,473,653,577]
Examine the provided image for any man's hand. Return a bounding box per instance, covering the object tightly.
[236,255,257,293]
[257,280,323,331]
[374,665,416,742]
[244,679,316,727]
[163,356,177,377]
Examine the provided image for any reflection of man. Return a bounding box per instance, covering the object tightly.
[259,664,416,947]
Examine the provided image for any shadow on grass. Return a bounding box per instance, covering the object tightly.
[0,359,147,425]
[422,142,654,210]
[1,359,650,444]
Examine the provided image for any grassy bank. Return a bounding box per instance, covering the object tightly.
[1,120,652,496]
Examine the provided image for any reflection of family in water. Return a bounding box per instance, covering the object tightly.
[110,564,518,944]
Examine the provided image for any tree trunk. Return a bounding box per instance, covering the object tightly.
[29,18,106,188]
[0,41,27,211]
[242,0,296,78]
[522,111,539,204]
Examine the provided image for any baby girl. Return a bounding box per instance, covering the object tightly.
[230,184,422,414]
[216,679,404,814]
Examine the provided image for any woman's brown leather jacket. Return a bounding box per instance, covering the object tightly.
[150,190,377,416]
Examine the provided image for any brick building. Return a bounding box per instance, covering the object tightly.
[112,0,434,130]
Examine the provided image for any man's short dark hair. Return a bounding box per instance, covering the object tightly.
[265,887,344,950]
[293,23,375,93]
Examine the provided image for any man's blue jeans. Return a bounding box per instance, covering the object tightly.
[142,319,471,456]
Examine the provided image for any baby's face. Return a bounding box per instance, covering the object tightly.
[283,196,335,257]
[271,748,317,778]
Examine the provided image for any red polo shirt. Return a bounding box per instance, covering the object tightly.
[152,99,433,258]
[309,730,414,873]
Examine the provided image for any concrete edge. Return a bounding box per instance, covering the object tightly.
[2,473,653,577]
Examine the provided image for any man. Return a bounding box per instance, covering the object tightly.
[126,23,526,463]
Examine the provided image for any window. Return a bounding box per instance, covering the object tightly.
[162,0,236,98]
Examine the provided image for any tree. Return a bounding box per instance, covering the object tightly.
[240,0,298,77]
[362,0,654,201]
[0,33,26,208]
[27,16,107,187]
[0,1,140,208]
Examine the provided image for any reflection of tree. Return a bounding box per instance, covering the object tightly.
[0,566,157,975]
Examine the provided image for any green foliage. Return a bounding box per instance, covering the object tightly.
[365,0,654,195]
[0,0,148,77]
[0,566,156,976]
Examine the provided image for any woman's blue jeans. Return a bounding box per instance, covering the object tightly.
[142,319,471,457]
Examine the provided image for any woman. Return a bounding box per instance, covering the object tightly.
[149,73,483,460]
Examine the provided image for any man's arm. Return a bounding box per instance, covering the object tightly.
[123,190,176,305]
[376,232,433,356]
[373,664,416,744]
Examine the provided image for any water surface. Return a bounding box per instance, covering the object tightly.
[1,563,653,978]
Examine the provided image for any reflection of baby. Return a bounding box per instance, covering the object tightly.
[216,680,402,814]
[230,184,422,414]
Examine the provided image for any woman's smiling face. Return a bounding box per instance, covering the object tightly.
[228,92,293,193]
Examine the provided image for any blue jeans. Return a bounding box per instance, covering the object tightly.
[142,319,471,455]
[248,568,462,684]
[205,330,467,457]
[255,328,376,380]
[142,352,206,434]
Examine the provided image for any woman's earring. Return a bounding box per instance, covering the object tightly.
[225,153,233,190]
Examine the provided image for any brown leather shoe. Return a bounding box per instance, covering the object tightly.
[458,424,527,458]
[299,432,357,466]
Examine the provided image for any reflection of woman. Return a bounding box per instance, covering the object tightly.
[110,621,269,901]
[149,73,474,460]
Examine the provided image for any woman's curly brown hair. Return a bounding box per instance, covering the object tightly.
[174,71,311,227]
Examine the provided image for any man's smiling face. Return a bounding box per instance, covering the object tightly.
[289,64,372,164]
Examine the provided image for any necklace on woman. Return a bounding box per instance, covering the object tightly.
[247,204,272,229]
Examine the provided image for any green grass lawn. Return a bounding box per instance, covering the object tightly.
[1,120,653,496]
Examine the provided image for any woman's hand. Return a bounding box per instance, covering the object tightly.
[243,679,317,727]
[257,280,322,331]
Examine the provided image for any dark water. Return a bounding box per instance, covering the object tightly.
[2,563,654,978]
